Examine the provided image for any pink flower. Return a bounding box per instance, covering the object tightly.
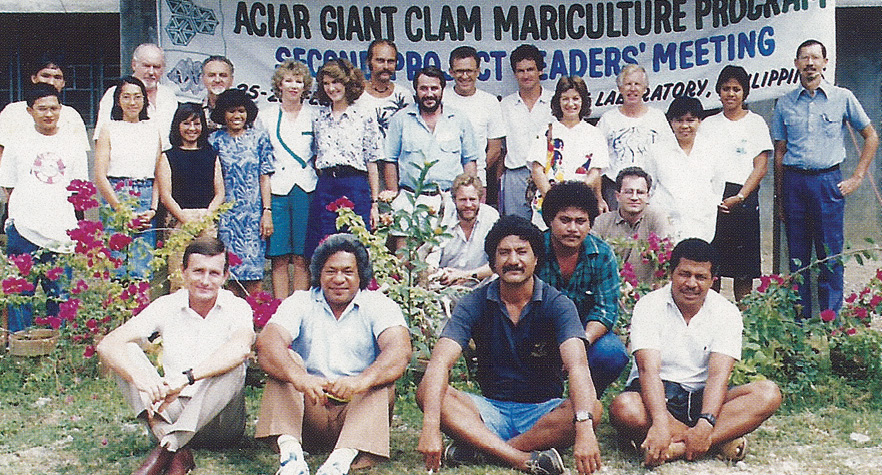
[83,345,96,358]
[10,254,33,277]
[66,179,99,211]
[619,262,639,287]
[71,279,89,294]
[846,293,858,304]
[46,267,64,281]
[108,233,133,251]
[228,251,243,268]
[854,307,869,320]
[876,268,882,281]
[86,318,98,330]
[59,299,81,322]
[757,275,772,293]
[325,196,355,212]
[870,295,882,308]
[845,328,858,336]
[47,316,62,329]
[2,277,34,294]
[820,309,837,322]
[367,278,379,291]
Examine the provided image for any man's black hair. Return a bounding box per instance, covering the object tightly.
[510,44,545,71]
[25,82,59,108]
[183,237,229,272]
[669,238,720,277]
[541,181,599,227]
[413,66,447,91]
[449,46,480,67]
[309,234,374,290]
[665,96,705,121]
[615,167,652,192]
[484,215,544,269]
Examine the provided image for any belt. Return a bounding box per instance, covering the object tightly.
[108,177,154,185]
[783,164,839,175]
[400,184,447,196]
[318,165,367,178]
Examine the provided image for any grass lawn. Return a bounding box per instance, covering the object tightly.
[3,354,882,475]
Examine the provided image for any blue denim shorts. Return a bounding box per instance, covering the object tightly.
[467,393,565,441]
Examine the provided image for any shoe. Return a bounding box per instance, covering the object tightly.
[443,442,487,467]
[131,445,174,475]
[166,448,195,475]
[315,458,348,475]
[525,448,565,475]
[276,452,310,475]
[717,436,748,462]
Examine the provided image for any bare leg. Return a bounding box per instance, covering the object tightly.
[507,399,602,453]
[291,255,310,292]
[271,255,291,300]
[733,278,754,302]
[609,391,690,459]
[423,385,532,470]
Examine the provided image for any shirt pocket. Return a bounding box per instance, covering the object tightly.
[820,113,841,137]
[439,136,461,155]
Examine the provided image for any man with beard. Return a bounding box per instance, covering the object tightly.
[771,39,878,319]
[201,55,235,131]
[94,43,178,149]
[417,215,603,475]
[356,39,412,142]
[427,173,499,287]
[384,66,479,248]
[536,181,628,397]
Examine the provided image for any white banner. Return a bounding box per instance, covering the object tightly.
[159,0,835,115]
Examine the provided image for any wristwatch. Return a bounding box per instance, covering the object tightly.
[183,368,196,385]
[574,410,593,423]
[697,412,716,427]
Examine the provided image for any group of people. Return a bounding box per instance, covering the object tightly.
[0,35,874,475]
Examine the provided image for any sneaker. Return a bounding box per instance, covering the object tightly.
[717,436,748,462]
[315,459,348,475]
[443,442,487,467]
[525,448,565,475]
[276,453,310,475]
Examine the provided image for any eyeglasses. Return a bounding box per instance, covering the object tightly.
[452,68,477,76]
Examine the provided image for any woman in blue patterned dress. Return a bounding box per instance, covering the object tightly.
[209,89,274,296]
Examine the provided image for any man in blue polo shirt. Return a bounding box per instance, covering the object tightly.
[771,39,879,318]
[417,215,602,475]
[537,181,628,396]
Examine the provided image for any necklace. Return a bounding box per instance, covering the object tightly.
[371,82,391,94]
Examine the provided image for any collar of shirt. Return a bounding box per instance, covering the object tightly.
[796,79,830,100]
[512,87,552,107]
[663,281,711,324]
[171,288,233,317]
[310,286,364,320]
[485,276,545,305]
[404,103,456,131]
[613,210,645,229]
[318,105,354,122]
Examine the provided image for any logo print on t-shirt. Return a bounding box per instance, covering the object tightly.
[31,152,66,185]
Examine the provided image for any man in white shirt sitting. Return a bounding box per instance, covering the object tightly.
[98,237,256,475]
[428,173,498,287]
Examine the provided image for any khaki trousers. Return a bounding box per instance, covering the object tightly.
[255,353,394,458]
[117,344,246,451]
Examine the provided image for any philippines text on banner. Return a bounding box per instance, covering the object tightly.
[159,0,835,115]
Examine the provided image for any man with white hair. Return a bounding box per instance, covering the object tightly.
[95,43,178,148]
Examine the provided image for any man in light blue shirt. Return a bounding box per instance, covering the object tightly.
[771,39,878,318]
[385,66,478,192]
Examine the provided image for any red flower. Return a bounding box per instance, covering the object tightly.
[228,251,243,268]
[870,295,882,308]
[2,277,34,294]
[757,275,772,293]
[71,279,89,294]
[325,196,355,212]
[247,291,282,328]
[845,328,858,336]
[59,299,81,322]
[47,316,62,329]
[83,345,96,358]
[46,267,64,281]
[846,293,858,304]
[66,179,99,211]
[86,318,98,330]
[108,233,133,251]
[367,278,379,291]
[854,307,869,320]
[820,309,837,322]
[10,254,33,277]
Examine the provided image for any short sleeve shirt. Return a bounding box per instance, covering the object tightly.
[313,105,383,171]
[627,283,743,391]
[0,101,90,153]
[268,288,407,380]
[440,278,585,403]
[528,121,610,181]
[123,289,255,397]
[385,104,479,191]
[700,111,772,185]
[770,80,872,169]
[597,106,676,180]
[443,86,506,175]
[500,88,555,170]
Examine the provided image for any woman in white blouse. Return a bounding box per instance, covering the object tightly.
[93,76,162,280]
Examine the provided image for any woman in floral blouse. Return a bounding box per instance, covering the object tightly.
[303,58,382,258]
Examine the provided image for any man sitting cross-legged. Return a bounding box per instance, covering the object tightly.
[609,238,782,466]
[255,233,412,475]
[417,215,603,475]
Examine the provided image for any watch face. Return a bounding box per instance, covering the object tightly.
[575,410,592,422]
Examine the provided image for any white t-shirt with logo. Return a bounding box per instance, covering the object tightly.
[0,126,88,251]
